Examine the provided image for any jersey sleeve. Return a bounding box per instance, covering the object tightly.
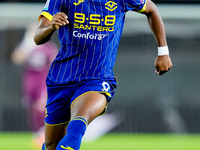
[38,0,67,21]
[124,0,147,13]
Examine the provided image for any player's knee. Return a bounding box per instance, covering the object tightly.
[71,92,107,124]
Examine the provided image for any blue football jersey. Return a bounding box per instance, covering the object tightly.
[39,0,147,84]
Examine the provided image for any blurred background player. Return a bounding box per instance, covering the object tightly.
[11,23,58,148]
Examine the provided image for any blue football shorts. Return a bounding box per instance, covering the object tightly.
[45,78,117,125]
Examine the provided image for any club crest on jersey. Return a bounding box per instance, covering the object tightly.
[105,1,117,11]
[73,0,84,5]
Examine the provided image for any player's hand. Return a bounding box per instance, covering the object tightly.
[154,55,173,75]
[51,12,69,30]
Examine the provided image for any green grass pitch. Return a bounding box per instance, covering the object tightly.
[0,132,200,150]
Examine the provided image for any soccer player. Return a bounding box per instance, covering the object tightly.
[34,0,173,150]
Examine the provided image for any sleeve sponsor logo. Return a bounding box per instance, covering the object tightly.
[44,0,50,10]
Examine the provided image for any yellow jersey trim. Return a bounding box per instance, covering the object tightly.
[39,11,53,21]
[104,92,111,97]
[137,0,147,13]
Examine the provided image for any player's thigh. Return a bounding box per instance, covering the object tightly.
[71,91,107,124]
[45,123,68,148]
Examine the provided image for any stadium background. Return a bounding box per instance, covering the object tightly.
[0,0,200,138]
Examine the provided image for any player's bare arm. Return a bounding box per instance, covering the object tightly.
[142,0,173,75]
[34,12,69,45]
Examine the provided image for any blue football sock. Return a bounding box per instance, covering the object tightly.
[56,116,87,150]
[42,143,48,150]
